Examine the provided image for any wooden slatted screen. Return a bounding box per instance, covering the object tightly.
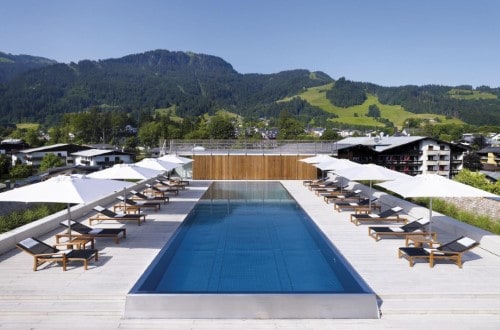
[192,155,318,180]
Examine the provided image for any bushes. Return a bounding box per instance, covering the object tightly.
[0,203,66,234]
[416,198,500,235]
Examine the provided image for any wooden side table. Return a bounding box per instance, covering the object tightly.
[405,234,438,248]
[55,234,95,250]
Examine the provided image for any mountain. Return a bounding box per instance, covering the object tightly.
[0,50,332,125]
[0,49,498,127]
[0,52,57,83]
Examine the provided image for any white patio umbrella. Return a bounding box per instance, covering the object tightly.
[135,158,179,172]
[314,158,362,192]
[158,154,193,164]
[87,164,164,180]
[335,163,409,209]
[313,158,362,181]
[0,174,133,239]
[299,154,334,164]
[377,174,499,236]
[87,164,164,211]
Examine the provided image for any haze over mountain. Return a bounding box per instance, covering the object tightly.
[0,50,499,127]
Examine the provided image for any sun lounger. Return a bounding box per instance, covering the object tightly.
[59,220,126,244]
[314,185,348,196]
[115,196,161,212]
[367,218,433,241]
[155,179,186,190]
[398,236,480,268]
[303,178,326,186]
[308,181,337,191]
[89,206,146,226]
[147,183,179,196]
[16,237,98,271]
[161,176,189,186]
[323,189,362,203]
[130,189,169,204]
[333,198,379,212]
[350,206,406,226]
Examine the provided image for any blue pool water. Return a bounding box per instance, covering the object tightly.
[132,181,367,294]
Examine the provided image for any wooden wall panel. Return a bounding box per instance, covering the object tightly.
[192,155,317,180]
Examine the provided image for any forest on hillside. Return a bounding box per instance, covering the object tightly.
[0,49,499,131]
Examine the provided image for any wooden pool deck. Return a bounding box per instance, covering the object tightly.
[0,180,499,329]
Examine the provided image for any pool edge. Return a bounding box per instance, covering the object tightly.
[124,293,380,319]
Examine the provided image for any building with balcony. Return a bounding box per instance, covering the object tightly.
[72,149,135,168]
[477,146,500,171]
[334,135,467,177]
[14,144,91,168]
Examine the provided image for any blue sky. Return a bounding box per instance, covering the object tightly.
[2,0,500,87]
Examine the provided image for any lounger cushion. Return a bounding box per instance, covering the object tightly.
[89,228,103,234]
[457,237,476,247]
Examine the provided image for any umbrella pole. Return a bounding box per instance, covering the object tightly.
[123,187,127,214]
[428,198,433,239]
[369,180,373,210]
[66,203,72,241]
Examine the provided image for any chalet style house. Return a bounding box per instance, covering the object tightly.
[334,135,467,177]
[71,149,134,167]
[13,144,91,168]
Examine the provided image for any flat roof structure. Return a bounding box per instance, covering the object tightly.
[0,181,499,328]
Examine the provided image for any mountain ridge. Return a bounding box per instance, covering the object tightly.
[0,49,498,127]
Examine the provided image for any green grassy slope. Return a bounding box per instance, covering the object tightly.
[291,83,463,128]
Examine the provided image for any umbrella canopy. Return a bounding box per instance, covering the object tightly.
[0,174,133,204]
[378,174,498,199]
[314,158,361,171]
[312,158,361,191]
[378,174,498,236]
[299,154,334,164]
[158,154,193,164]
[135,158,179,172]
[335,163,408,208]
[0,174,134,239]
[87,164,164,180]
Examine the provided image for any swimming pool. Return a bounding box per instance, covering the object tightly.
[125,181,379,318]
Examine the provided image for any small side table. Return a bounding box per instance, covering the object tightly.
[55,234,95,250]
[405,234,438,248]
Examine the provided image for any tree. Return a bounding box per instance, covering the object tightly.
[471,135,487,150]
[277,109,305,139]
[366,104,381,118]
[454,169,492,192]
[320,129,339,140]
[138,121,161,148]
[462,152,483,171]
[0,154,10,177]
[39,153,65,172]
[9,164,33,179]
[208,115,235,139]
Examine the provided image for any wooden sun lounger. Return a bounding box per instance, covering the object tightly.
[89,206,146,226]
[16,237,98,271]
[114,196,161,212]
[398,236,480,268]
[350,206,406,226]
[367,218,433,241]
[58,220,126,244]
